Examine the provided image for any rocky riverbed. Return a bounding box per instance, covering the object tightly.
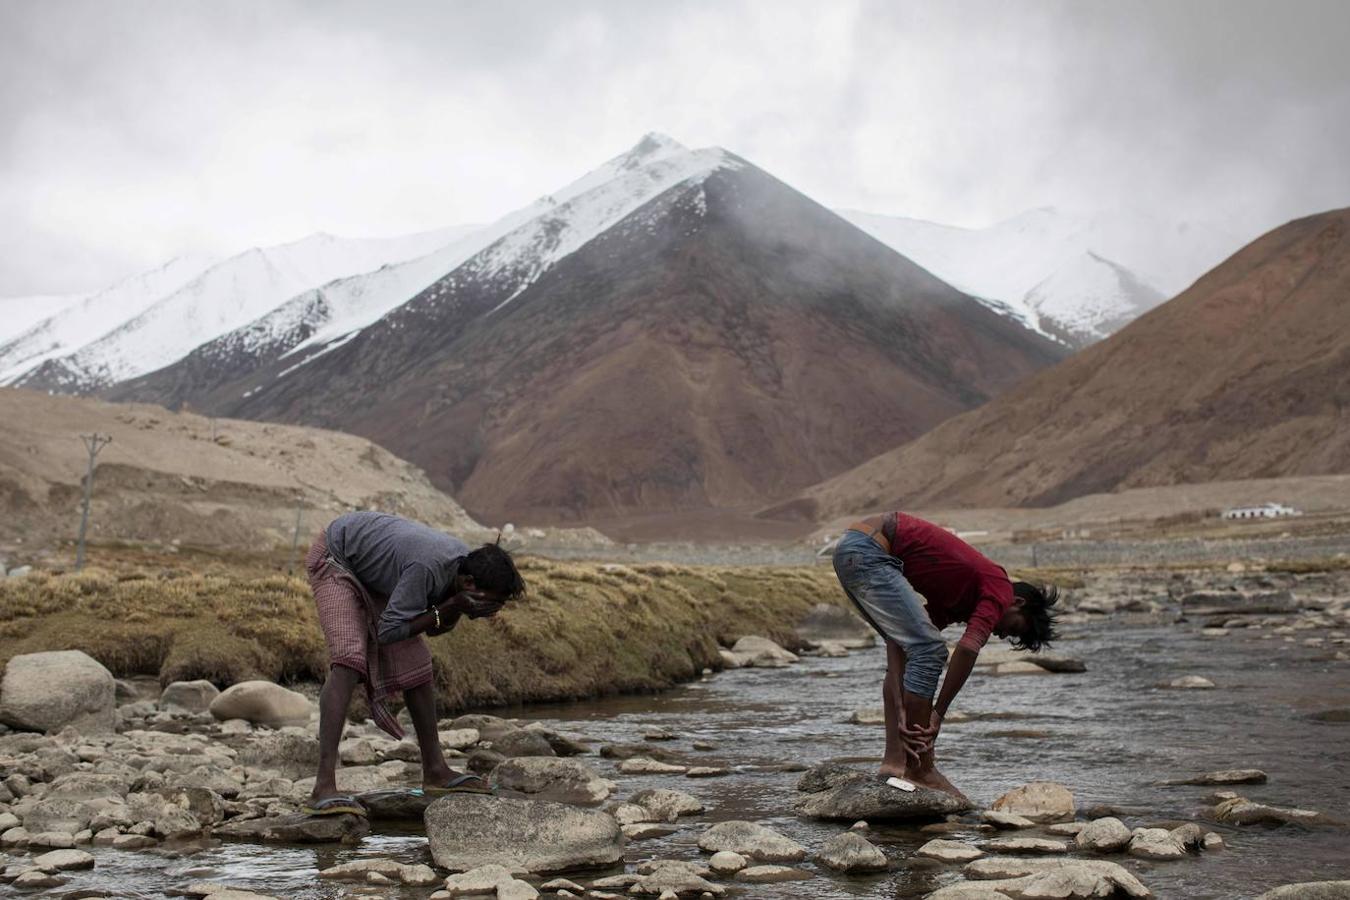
[1,565,1348,898]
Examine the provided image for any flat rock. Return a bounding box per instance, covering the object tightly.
[213,812,368,844]
[1257,882,1350,899]
[623,822,678,840]
[492,757,612,805]
[1214,796,1344,827]
[697,820,807,862]
[816,831,889,872]
[209,681,312,727]
[1181,589,1297,616]
[794,768,971,820]
[984,837,1068,854]
[686,766,730,778]
[619,757,688,775]
[356,788,434,821]
[917,838,985,863]
[963,857,1152,897]
[599,742,683,762]
[981,810,1036,829]
[990,782,1075,823]
[32,848,96,871]
[1163,675,1216,689]
[0,651,116,734]
[440,863,524,895]
[318,858,439,885]
[424,793,623,873]
[1162,769,1268,786]
[1076,817,1132,852]
[736,864,812,883]
[708,851,747,875]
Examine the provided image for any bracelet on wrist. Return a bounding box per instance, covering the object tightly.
[432,606,442,630]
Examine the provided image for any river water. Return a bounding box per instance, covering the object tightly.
[33,614,1350,899]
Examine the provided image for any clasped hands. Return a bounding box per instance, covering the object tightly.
[441,590,504,620]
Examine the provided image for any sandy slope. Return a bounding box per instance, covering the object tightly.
[0,388,483,557]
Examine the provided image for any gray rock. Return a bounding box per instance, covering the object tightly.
[696,820,806,862]
[630,788,704,821]
[726,636,798,668]
[1214,796,1344,827]
[962,857,1151,897]
[491,728,557,758]
[32,848,96,871]
[317,858,439,885]
[735,865,812,883]
[159,680,221,714]
[208,681,312,727]
[424,794,623,873]
[989,782,1075,823]
[1162,769,1267,786]
[816,831,888,871]
[916,838,985,863]
[1180,589,1296,615]
[1164,675,1215,689]
[708,851,747,875]
[618,757,688,775]
[984,837,1068,854]
[355,788,434,821]
[491,757,612,804]
[1256,881,1350,899]
[236,732,320,780]
[213,812,368,844]
[599,742,683,762]
[0,651,116,734]
[796,762,862,794]
[794,769,971,820]
[1075,817,1132,852]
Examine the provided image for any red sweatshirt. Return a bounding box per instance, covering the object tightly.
[888,512,1014,652]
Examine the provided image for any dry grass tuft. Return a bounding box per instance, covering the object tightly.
[0,557,841,713]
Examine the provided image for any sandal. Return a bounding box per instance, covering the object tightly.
[421,772,494,796]
[302,795,368,817]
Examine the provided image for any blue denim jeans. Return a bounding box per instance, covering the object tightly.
[832,529,948,699]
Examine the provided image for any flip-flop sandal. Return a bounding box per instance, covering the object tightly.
[302,795,368,817]
[421,773,494,796]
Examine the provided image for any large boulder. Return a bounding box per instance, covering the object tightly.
[491,757,613,805]
[159,680,220,714]
[209,681,312,727]
[696,821,807,862]
[0,651,116,733]
[794,767,970,820]
[424,794,623,873]
[990,782,1076,823]
[1075,817,1132,852]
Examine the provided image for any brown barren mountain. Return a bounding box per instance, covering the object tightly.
[111,154,1063,526]
[779,207,1350,521]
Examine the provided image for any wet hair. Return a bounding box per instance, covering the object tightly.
[460,543,526,601]
[1010,581,1059,653]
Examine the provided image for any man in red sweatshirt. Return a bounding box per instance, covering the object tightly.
[832,511,1059,800]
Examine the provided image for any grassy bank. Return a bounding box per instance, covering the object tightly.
[0,558,840,712]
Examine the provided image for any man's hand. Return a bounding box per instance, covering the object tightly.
[446,590,504,619]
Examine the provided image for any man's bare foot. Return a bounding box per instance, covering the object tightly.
[878,754,909,780]
[910,765,970,803]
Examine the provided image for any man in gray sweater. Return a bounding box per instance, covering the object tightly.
[303,511,525,815]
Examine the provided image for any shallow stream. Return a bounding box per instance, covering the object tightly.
[32,615,1350,898]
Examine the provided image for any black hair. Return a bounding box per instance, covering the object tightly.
[1010,581,1059,652]
[461,543,526,601]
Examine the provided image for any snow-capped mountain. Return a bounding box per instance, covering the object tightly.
[838,207,1242,346]
[103,134,741,407]
[0,292,88,345]
[3,225,481,390]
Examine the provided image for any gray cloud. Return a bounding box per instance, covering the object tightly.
[1,0,1346,296]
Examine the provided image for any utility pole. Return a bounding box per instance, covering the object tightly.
[76,433,112,571]
[288,503,304,576]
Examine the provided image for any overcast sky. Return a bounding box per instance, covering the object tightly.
[2,0,1348,296]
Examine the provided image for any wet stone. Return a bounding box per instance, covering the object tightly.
[916,838,985,863]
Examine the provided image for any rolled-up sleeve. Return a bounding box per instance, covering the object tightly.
[376,563,437,645]
[958,596,1002,653]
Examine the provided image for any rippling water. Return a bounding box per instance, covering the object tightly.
[35,616,1350,898]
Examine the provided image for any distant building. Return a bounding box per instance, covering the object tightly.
[1221,502,1303,520]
